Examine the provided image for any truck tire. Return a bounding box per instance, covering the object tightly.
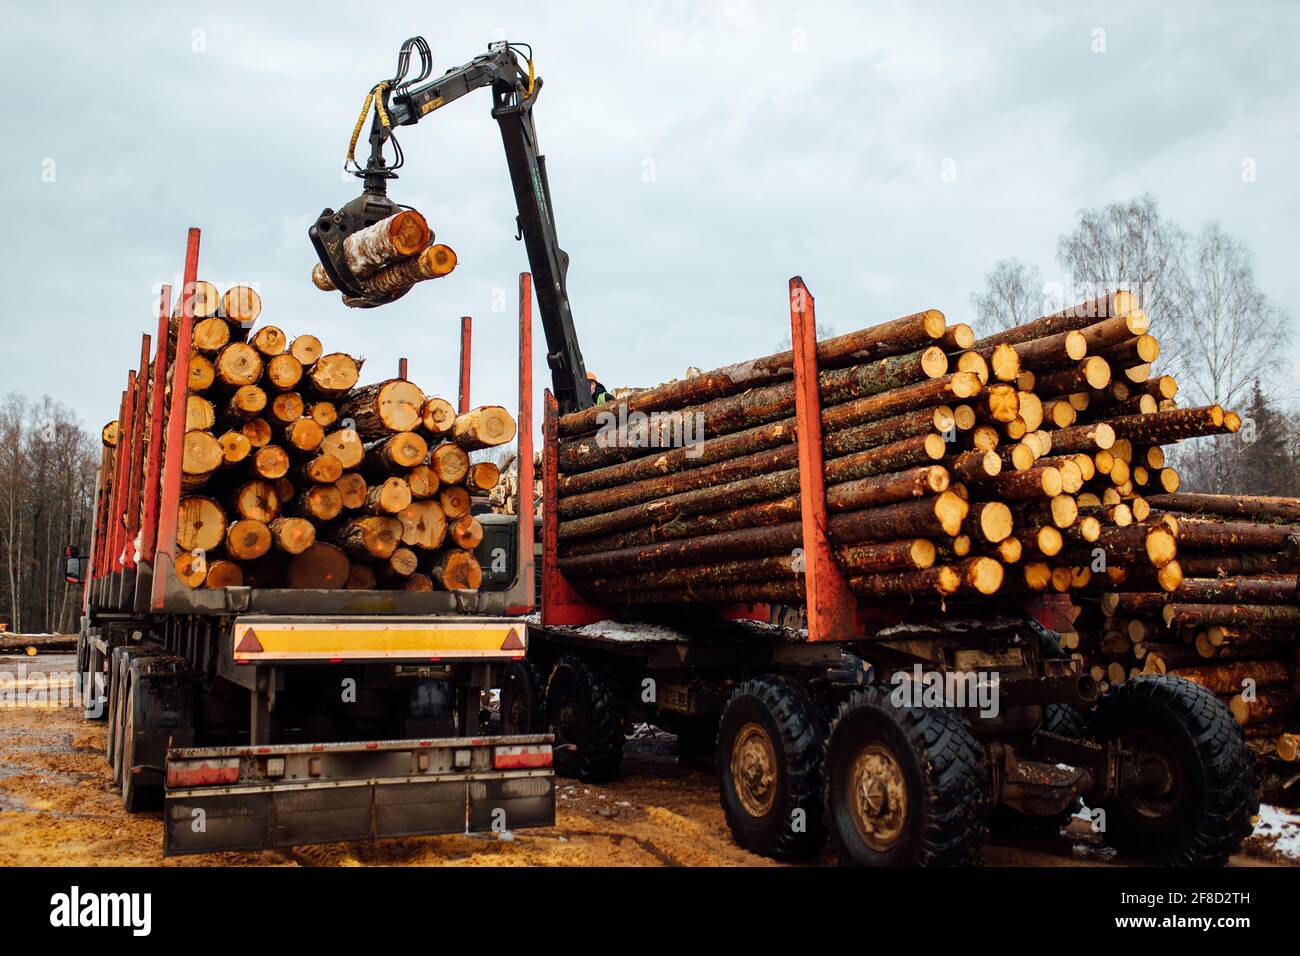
[121,655,192,813]
[822,686,988,866]
[106,645,128,775]
[545,656,624,782]
[501,659,549,735]
[1088,675,1258,866]
[109,644,162,786]
[716,676,825,859]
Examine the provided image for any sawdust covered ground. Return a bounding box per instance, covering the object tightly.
[0,653,1291,867]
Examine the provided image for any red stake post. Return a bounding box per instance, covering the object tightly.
[122,333,151,572]
[152,229,201,608]
[139,284,172,565]
[458,315,472,413]
[509,273,536,614]
[788,277,866,642]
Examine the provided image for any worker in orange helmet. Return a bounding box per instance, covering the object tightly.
[587,370,612,405]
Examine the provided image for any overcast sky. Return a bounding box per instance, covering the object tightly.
[2,0,1297,436]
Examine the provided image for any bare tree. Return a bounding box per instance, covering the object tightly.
[1055,194,1187,362]
[1173,222,1290,409]
[0,393,97,634]
[969,258,1044,336]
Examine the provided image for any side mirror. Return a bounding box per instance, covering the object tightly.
[65,546,84,585]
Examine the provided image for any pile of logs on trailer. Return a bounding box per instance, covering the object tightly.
[100,281,515,593]
[1076,492,1300,783]
[551,290,1299,778]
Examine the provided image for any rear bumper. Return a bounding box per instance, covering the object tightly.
[163,735,554,856]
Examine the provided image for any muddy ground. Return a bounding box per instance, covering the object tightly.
[0,652,1291,867]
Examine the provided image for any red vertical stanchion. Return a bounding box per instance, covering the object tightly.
[94,398,124,584]
[122,334,151,572]
[139,285,172,565]
[509,273,535,614]
[458,315,472,413]
[789,276,863,642]
[83,454,107,613]
[108,378,135,593]
[398,357,408,381]
[153,229,201,608]
[541,391,607,627]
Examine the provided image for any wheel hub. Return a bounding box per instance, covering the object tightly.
[849,744,907,850]
[1122,730,1181,820]
[731,722,778,817]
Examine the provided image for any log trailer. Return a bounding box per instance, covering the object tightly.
[316,38,1256,866]
[74,37,1259,865]
[71,231,553,855]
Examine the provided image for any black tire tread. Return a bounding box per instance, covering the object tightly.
[546,655,624,782]
[1090,675,1258,867]
[717,675,826,859]
[824,685,989,866]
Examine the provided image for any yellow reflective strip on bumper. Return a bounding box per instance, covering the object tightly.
[232,622,525,662]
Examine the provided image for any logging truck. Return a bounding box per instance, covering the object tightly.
[304,37,1259,866]
[72,36,1265,867]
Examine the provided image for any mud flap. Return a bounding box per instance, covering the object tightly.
[162,736,554,856]
[468,775,556,833]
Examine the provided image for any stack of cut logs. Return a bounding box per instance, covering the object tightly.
[105,283,514,593]
[552,287,1300,770]
[1074,492,1299,769]
[309,209,457,308]
[554,289,1219,606]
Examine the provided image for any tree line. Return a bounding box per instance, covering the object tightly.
[0,394,98,635]
[970,195,1295,497]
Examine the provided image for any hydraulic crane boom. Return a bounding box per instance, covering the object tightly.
[310,38,593,413]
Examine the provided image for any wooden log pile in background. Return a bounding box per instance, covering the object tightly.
[106,285,513,593]
[1069,492,1300,775]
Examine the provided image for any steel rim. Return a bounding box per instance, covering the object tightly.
[1121,729,1181,821]
[731,721,778,818]
[847,742,908,851]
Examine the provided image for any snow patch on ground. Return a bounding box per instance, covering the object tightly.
[568,620,689,643]
[1253,805,1300,860]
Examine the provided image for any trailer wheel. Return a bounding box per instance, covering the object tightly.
[1088,676,1258,866]
[546,656,625,782]
[106,646,128,775]
[716,676,825,859]
[822,686,988,866]
[109,645,161,785]
[82,632,107,721]
[501,659,549,735]
[121,655,191,813]
[119,679,150,811]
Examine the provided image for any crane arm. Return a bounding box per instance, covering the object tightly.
[310,40,593,413]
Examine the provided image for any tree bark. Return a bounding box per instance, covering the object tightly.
[558,308,948,437]
[339,379,426,439]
